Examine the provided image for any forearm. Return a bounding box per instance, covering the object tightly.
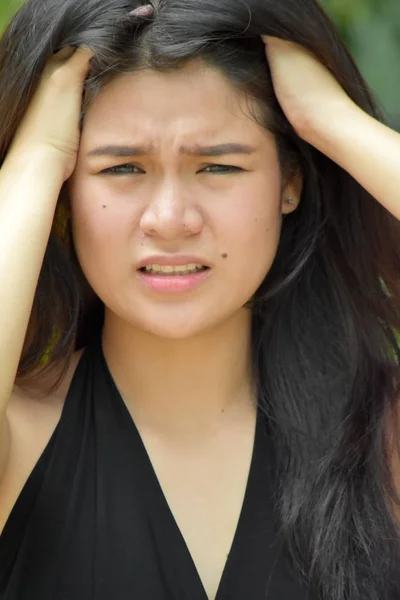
[309,105,400,221]
[0,149,64,407]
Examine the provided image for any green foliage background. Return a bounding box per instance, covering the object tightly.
[0,0,399,127]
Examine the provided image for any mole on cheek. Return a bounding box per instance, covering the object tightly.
[221,253,228,259]
[102,205,107,209]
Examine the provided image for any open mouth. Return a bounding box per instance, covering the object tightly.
[139,266,210,276]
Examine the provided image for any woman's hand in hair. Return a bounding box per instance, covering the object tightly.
[8,47,94,182]
[262,36,356,144]
[262,36,400,221]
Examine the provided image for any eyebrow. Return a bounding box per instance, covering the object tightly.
[87,143,257,158]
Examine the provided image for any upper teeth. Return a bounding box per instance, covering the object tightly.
[144,264,204,273]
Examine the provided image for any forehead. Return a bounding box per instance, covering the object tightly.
[82,61,270,146]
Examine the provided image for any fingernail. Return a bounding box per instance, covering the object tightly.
[130,4,154,18]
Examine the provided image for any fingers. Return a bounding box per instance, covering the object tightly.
[52,46,77,61]
[67,46,95,78]
[261,35,282,43]
[68,46,95,65]
[45,45,95,81]
[52,46,94,61]
[50,46,94,70]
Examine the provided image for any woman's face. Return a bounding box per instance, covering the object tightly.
[69,60,300,339]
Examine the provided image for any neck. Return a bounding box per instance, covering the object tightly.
[101,309,256,438]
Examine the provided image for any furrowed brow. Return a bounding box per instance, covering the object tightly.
[87,143,257,157]
[88,144,152,157]
[182,143,257,156]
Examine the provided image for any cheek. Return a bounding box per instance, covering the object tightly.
[217,184,282,282]
[68,178,135,283]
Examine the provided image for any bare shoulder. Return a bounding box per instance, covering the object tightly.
[0,348,85,535]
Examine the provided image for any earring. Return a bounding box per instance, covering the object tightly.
[286,197,295,205]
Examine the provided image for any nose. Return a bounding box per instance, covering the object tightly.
[139,179,203,240]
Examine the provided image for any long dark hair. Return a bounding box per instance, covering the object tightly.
[2,0,400,597]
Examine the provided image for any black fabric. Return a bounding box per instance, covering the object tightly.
[0,334,310,599]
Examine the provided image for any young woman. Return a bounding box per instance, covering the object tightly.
[0,0,400,598]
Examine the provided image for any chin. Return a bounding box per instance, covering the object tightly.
[123,304,221,339]
[107,296,248,340]
[136,320,210,340]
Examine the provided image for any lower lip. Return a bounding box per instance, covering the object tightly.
[137,268,211,293]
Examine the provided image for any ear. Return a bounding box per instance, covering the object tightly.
[281,170,303,215]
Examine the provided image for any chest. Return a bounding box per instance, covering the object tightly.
[0,405,256,600]
[136,420,257,600]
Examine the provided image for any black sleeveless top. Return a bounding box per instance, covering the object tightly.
[0,334,310,599]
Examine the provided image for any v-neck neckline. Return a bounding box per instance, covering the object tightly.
[135,410,261,600]
[97,337,262,600]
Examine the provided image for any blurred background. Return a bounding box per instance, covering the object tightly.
[0,0,399,128]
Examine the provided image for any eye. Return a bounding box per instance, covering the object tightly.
[201,165,244,174]
[101,164,142,175]
[100,164,244,176]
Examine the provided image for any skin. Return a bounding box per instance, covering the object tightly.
[68,59,302,438]
[264,36,400,221]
